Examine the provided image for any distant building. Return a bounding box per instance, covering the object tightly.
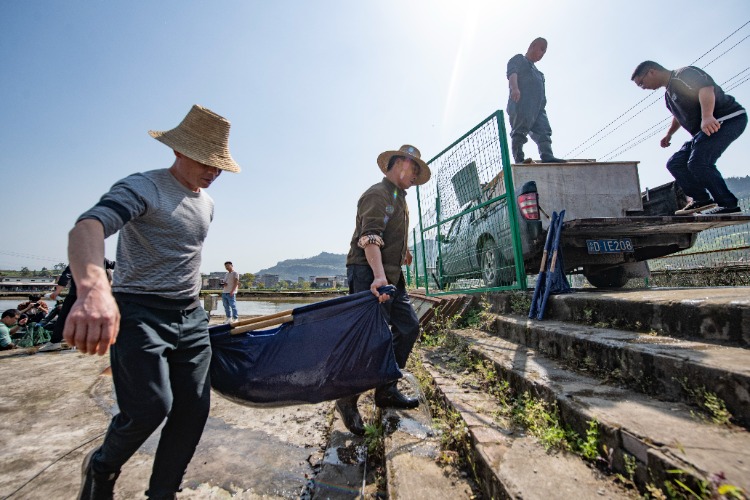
[311,275,348,289]
[257,274,279,288]
[0,276,57,293]
[202,271,226,290]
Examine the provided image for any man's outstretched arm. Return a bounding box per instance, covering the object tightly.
[64,219,120,355]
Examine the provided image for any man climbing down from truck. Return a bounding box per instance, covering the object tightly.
[507,37,566,164]
[632,61,746,215]
[335,144,431,436]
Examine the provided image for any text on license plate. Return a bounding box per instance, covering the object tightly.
[586,238,634,254]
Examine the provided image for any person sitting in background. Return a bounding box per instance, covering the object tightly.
[38,299,64,330]
[1,309,27,351]
[38,260,115,352]
[17,295,49,323]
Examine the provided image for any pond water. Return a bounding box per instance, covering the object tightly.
[0,296,326,318]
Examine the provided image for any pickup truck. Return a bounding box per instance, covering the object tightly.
[433,160,749,289]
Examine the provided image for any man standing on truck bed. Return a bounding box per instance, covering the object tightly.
[632,61,746,215]
[507,37,566,164]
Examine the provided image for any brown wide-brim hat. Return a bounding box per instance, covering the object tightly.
[148,104,241,173]
[376,144,431,185]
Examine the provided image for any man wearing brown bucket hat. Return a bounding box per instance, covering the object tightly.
[63,105,241,499]
[337,144,431,436]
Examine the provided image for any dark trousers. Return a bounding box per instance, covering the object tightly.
[666,113,747,207]
[507,97,554,159]
[50,293,75,343]
[91,300,211,497]
[347,265,419,369]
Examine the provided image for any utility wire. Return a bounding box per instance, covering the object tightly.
[564,19,750,158]
[0,250,65,264]
[569,94,663,158]
[564,91,660,158]
[702,33,750,68]
[601,67,750,160]
[690,20,750,66]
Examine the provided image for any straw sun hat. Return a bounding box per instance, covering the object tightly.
[376,144,431,185]
[148,104,241,173]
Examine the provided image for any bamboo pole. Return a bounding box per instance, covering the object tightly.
[231,309,294,327]
[231,314,293,334]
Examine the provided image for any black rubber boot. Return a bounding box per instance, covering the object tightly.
[374,383,419,410]
[511,141,525,164]
[335,395,365,435]
[540,154,567,163]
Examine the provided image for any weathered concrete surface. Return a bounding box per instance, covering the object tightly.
[419,351,634,500]
[311,397,373,500]
[0,345,333,499]
[382,397,475,499]
[488,287,750,346]
[488,313,750,428]
[450,328,750,494]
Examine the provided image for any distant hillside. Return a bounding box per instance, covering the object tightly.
[255,252,347,281]
[726,176,750,198]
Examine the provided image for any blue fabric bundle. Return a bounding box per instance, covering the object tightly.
[209,287,402,407]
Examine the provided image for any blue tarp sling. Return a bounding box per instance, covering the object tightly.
[208,287,402,407]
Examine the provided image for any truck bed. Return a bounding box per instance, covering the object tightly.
[563,215,750,236]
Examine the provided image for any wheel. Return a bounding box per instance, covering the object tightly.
[584,266,629,288]
[480,238,513,287]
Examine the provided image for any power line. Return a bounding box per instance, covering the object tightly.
[702,33,750,68]
[569,93,663,158]
[564,19,750,158]
[600,67,750,161]
[0,250,65,264]
[690,20,750,65]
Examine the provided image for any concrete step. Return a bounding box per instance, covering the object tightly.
[487,312,750,429]
[417,350,635,499]
[447,327,750,495]
[381,405,476,499]
[486,287,750,347]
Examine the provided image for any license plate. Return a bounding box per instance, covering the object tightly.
[586,238,634,254]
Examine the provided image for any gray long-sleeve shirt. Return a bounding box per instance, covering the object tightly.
[77,168,214,304]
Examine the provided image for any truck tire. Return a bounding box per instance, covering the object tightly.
[584,266,629,288]
[480,238,513,287]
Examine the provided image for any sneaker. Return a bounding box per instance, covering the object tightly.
[675,200,717,215]
[37,342,63,352]
[224,317,232,324]
[78,447,119,500]
[699,205,742,215]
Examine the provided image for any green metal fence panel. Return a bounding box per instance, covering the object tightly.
[411,110,527,296]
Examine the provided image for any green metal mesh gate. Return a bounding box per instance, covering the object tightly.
[412,110,527,295]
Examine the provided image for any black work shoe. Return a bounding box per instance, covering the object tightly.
[699,205,742,215]
[675,199,717,215]
[374,385,419,410]
[78,447,120,500]
[335,396,365,436]
[540,155,567,163]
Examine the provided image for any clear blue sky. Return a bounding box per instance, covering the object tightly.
[2,1,749,274]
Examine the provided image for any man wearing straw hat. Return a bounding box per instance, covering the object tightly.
[63,105,241,499]
[336,145,431,436]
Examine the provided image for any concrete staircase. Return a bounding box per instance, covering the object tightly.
[313,287,749,498]
[405,287,750,499]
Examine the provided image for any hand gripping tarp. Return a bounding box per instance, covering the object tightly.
[208,287,402,407]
